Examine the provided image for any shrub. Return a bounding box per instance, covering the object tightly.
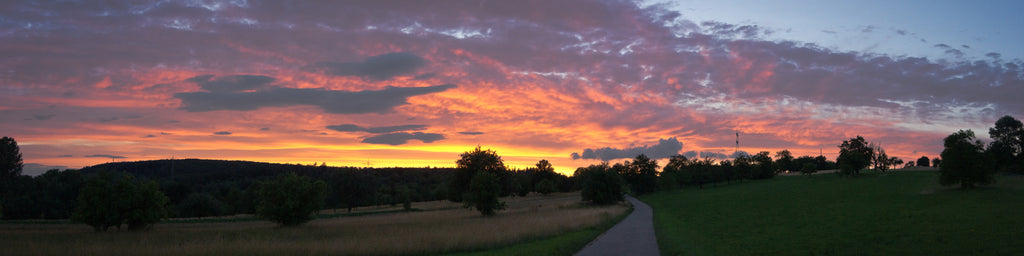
[534,179,557,195]
[255,173,327,226]
[178,193,226,218]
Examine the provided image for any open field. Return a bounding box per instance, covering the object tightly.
[0,192,629,256]
[643,171,1024,256]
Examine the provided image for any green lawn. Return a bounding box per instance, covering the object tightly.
[642,171,1024,256]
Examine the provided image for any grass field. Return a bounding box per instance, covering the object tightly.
[642,170,1024,256]
[0,192,629,255]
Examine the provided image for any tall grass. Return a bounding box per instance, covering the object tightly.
[1,192,628,256]
[643,171,1024,256]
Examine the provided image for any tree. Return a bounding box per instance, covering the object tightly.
[917,156,931,167]
[255,172,327,226]
[661,154,689,188]
[621,154,659,194]
[0,137,22,180]
[536,159,554,173]
[873,146,892,172]
[751,151,775,179]
[890,157,904,169]
[463,172,505,216]
[774,150,795,173]
[988,115,1024,173]
[579,163,624,205]
[800,162,817,175]
[448,146,507,202]
[932,158,942,168]
[904,161,915,168]
[837,136,874,176]
[939,130,994,189]
[72,172,168,231]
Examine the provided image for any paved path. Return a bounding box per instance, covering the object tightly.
[575,195,660,256]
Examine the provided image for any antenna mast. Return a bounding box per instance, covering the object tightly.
[735,131,739,155]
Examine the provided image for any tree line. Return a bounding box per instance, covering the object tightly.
[1,115,1019,227]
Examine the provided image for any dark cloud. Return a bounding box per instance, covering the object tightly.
[260,127,270,131]
[85,154,126,159]
[459,131,484,135]
[187,74,275,93]
[175,77,456,114]
[326,124,428,134]
[361,132,445,145]
[143,134,156,138]
[213,131,232,135]
[571,137,683,161]
[57,155,73,158]
[33,114,56,120]
[306,52,426,80]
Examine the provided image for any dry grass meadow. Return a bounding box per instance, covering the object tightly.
[1,192,629,255]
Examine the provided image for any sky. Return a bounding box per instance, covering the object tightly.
[2,0,1022,176]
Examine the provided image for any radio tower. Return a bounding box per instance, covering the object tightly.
[735,131,739,155]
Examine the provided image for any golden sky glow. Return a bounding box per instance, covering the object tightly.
[2,1,1021,176]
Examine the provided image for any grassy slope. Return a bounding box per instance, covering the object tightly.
[642,171,1024,256]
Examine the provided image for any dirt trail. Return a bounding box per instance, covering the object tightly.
[574,195,659,256]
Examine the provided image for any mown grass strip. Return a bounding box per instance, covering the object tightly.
[643,171,1024,256]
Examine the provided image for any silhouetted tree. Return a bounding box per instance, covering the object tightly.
[890,157,904,169]
[873,147,891,172]
[838,136,874,176]
[620,154,659,194]
[33,169,84,219]
[904,161,916,168]
[464,172,505,216]
[0,137,22,181]
[932,158,942,168]
[255,172,327,226]
[72,171,168,231]
[661,154,688,188]
[578,163,624,205]
[988,115,1024,173]
[751,151,775,179]
[800,162,817,175]
[774,150,795,173]
[448,146,507,202]
[917,156,931,167]
[939,130,994,189]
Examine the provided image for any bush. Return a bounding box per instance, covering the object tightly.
[177,193,226,218]
[534,179,557,195]
[463,172,506,216]
[255,173,327,226]
[72,171,168,231]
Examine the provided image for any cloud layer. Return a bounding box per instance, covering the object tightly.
[175,75,457,114]
[1,0,1020,174]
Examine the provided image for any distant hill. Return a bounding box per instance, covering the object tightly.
[79,158,454,185]
[78,159,457,215]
